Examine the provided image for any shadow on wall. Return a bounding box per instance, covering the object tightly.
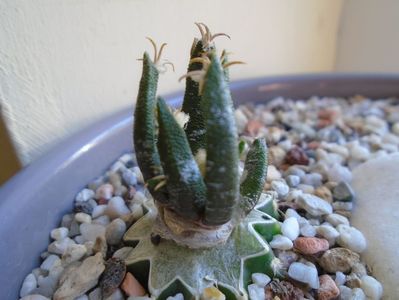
[0,112,21,185]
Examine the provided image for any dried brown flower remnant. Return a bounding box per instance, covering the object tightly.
[264,280,304,300]
[285,147,309,165]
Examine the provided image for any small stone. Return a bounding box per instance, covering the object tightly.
[75,212,92,224]
[54,253,105,300]
[92,204,108,218]
[300,223,316,237]
[351,288,366,299]
[288,262,319,289]
[93,215,111,226]
[235,109,248,133]
[266,165,282,181]
[74,235,85,244]
[361,275,383,299]
[294,237,329,255]
[112,247,134,260]
[80,223,106,242]
[286,175,300,187]
[96,184,114,200]
[100,258,127,298]
[346,273,362,288]
[327,164,352,183]
[247,284,263,300]
[325,213,350,226]
[317,275,340,300]
[104,288,124,300]
[332,201,353,211]
[93,236,108,258]
[335,271,346,286]
[339,285,353,299]
[314,186,333,203]
[62,244,87,265]
[110,161,127,173]
[106,197,131,219]
[277,250,298,269]
[336,224,367,253]
[269,146,286,167]
[20,273,37,297]
[76,188,95,202]
[48,237,75,255]
[68,220,81,237]
[350,144,370,161]
[351,262,367,277]
[297,193,333,216]
[61,214,74,229]
[251,273,271,287]
[105,218,127,245]
[40,254,61,271]
[302,173,323,187]
[264,280,304,300]
[285,147,309,165]
[51,227,69,241]
[271,180,289,197]
[333,181,355,202]
[122,169,137,186]
[129,203,144,222]
[297,184,315,194]
[132,166,144,183]
[20,295,50,300]
[75,295,89,300]
[269,234,293,250]
[74,200,97,215]
[317,224,340,243]
[88,287,102,300]
[318,247,360,273]
[281,217,299,241]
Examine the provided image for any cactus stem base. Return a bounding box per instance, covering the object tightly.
[153,207,234,249]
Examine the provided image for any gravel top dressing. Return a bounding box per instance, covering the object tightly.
[19,95,399,300]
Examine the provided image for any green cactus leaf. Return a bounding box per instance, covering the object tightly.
[157,97,206,220]
[182,39,206,154]
[124,194,280,300]
[133,52,169,204]
[240,138,268,214]
[202,54,239,226]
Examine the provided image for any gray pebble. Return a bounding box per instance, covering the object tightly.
[286,175,300,187]
[105,218,126,245]
[333,181,355,202]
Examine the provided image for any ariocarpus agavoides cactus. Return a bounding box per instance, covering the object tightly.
[125,23,281,300]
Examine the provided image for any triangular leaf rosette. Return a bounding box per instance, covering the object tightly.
[123,193,280,300]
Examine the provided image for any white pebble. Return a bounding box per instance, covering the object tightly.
[75,212,92,224]
[129,203,144,221]
[105,288,125,300]
[247,284,265,300]
[92,204,108,218]
[110,160,127,173]
[92,215,111,226]
[62,244,87,265]
[74,235,85,244]
[95,183,114,200]
[267,165,282,181]
[106,196,131,219]
[80,223,106,242]
[335,271,346,286]
[361,275,383,299]
[20,295,50,300]
[132,191,147,204]
[297,184,315,194]
[40,254,61,271]
[271,180,289,197]
[336,224,367,253]
[285,208,301,220]
[20,273,37,297]
[351,288,366,299]
[332,201,353,211]
[288,262,319,289]
[286,175,300,187]
[105,218,127,245]
[317,224,340,242]
[281,217,299,241]
[339,285,353,300]
[75,188,95,202]
[251,273,271,287]
[75,295,89,300]
[50,227,69,241]
[350,144,370,161]
[166,293,184,300]
[269,234,293,250]
[325,213,349,227]
[302,173,323,187]
[284,189,303,202]
[327,163,352,183]
[132,166,144,183]
[300,223,316,237]
[297,193,333,216]
[48,237,75,255]
[122,169,137,186]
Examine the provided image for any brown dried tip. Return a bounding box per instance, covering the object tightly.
[194,22,231,50]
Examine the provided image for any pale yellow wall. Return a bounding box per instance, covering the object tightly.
[335,0,399,72]
[0,0,343,165]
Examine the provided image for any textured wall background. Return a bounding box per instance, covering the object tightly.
[0,0,343,165]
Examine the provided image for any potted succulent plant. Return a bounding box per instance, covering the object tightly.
[126,23,280,299]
